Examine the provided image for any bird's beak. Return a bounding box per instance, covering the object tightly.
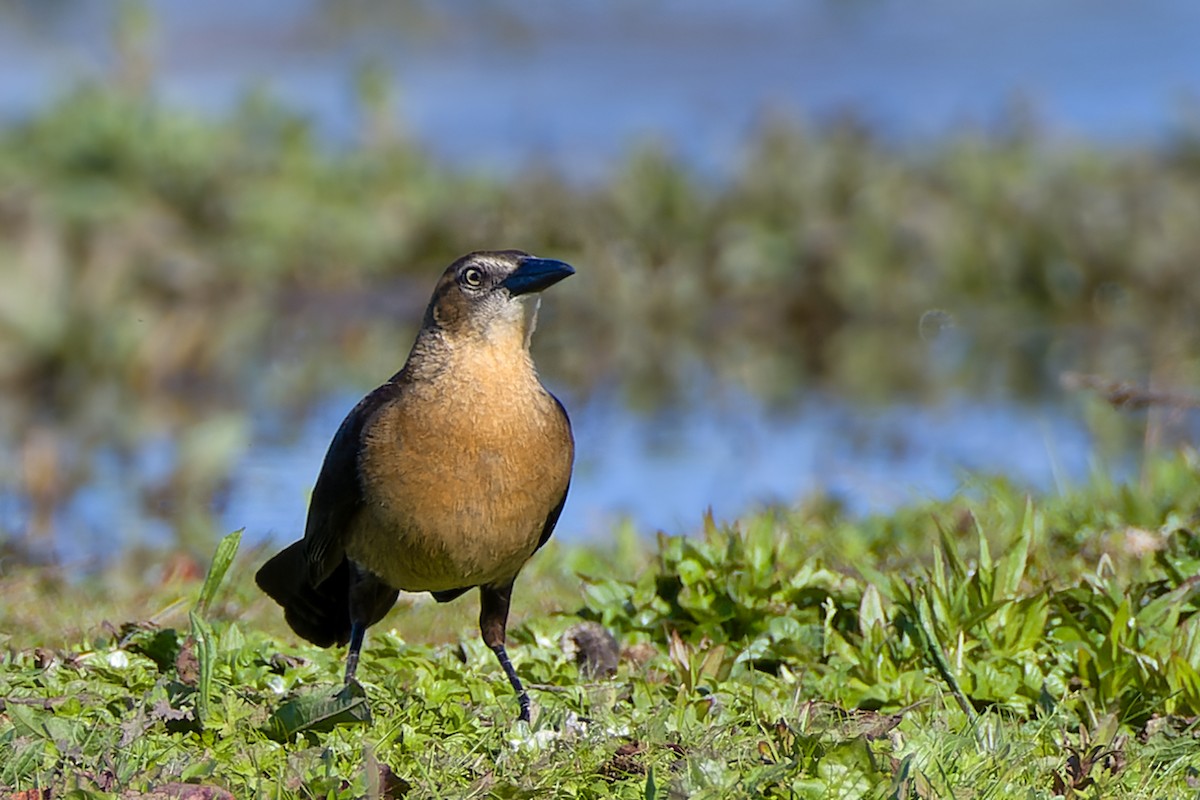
[502,257,575,297]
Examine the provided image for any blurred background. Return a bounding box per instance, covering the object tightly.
[1,0,1199,571]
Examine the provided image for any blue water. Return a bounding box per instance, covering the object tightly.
[2,1,1199,178]
[1,1,1195,559]
[55,384,1113,561]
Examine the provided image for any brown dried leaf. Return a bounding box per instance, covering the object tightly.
[599,741,646,782]
[559,621,620,678]
[122,784,234,800]
[151,696,193,723]
[621,642,657,667]
[175,637,200,686]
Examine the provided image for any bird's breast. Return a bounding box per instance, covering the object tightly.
[348,351,572,592]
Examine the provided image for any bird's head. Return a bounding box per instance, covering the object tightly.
[424,250,575,343]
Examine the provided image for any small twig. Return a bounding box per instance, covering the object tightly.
[526,681,613,694]
[0,694,101,710]
[526,683,576,694]
[1060,372,1200,412]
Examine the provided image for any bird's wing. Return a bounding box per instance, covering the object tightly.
[303,382,400,585]
[534,392,573,552]
[534,484,570,552]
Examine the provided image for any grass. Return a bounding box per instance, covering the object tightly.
[4,453,1200,798]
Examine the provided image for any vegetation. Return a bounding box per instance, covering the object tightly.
[6,82,1200,413]
[3,453,1200,797]
[3,69,1200,553]
[4,9,1200,798]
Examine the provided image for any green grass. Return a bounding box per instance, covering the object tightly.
[4,453,1200,798]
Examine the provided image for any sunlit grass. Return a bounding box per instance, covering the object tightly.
[3,453,1200,796]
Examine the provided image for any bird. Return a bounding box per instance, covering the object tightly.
[256,250,575,722]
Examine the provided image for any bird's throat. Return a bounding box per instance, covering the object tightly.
[523,296,542,350]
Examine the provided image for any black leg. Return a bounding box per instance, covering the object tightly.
[491,642,531,722]
[342,563,398,685]
[480,581,530,721]
[344,619,365,684]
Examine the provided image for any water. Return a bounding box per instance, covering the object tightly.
[2,1,1198,559]
[42,380,1123,566]
[1,1,1199,179]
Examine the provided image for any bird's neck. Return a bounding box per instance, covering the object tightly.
[402,320,537,389]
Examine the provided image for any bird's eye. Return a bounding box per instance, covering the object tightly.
[461,267,484,288]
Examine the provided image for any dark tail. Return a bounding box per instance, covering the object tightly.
[256,542,400,649]
[255,542,352,647]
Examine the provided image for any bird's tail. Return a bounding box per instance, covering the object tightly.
[255,542,352,647]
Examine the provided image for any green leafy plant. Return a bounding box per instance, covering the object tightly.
[5,458,1200,796]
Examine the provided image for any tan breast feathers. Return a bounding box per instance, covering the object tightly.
[350,337,573,591]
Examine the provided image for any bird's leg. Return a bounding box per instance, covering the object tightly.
[344,563,371,685]
[344,620,365,684]
[343,564,401,684]
[480,581,530,721]
[492,645,529,722]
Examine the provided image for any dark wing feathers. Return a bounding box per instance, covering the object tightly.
[535,391,572,552]
[255,381,404,648]
[304,382,570,603]
[534,484,569,552]
[303,381,402,584]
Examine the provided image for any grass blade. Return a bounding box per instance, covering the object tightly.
[188,609,215,727]
[195,528,243,618]
[995,500,1035,599]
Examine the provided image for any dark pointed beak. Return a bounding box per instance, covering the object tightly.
[502,257,575,297]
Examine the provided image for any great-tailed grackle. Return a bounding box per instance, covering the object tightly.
[256,250,574,721]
